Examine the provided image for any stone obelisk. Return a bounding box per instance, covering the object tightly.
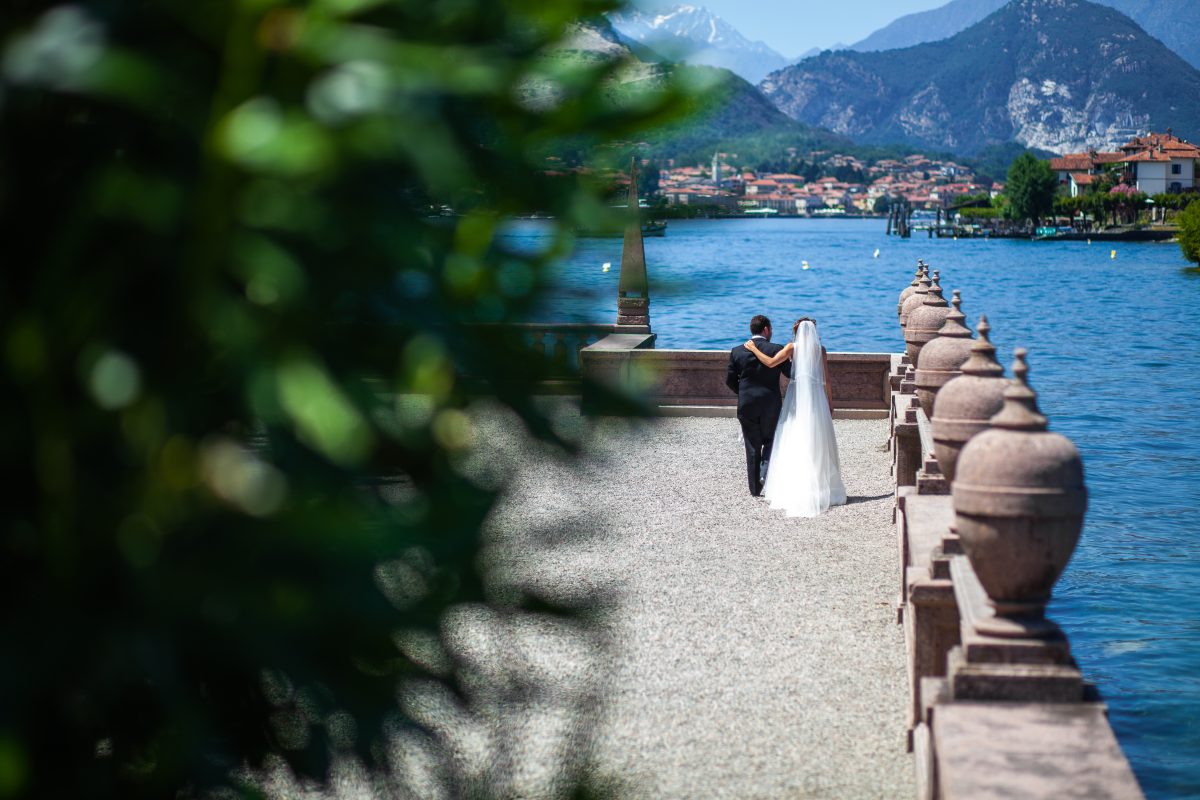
[616,158,650,333]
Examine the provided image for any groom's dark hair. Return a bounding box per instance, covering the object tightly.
[749,315,771,335]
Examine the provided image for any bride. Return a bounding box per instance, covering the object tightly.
[744,318,847,517]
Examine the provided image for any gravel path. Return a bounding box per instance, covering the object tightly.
[478,412,914,799]
[262,411,914,800]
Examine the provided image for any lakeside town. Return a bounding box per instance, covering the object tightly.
[644,130,1200,226]
[655,151,1001,216]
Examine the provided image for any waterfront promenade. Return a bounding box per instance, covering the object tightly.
[483,413,912,798]
[260,412,913,799]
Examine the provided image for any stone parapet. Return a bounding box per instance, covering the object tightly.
[898,477,1144,798]
[928,702,1144,800]
[890,260,1141,799]
[581,338,893,415]
[892,381,1141,796]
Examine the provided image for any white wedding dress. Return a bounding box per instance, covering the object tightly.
[762,321,847,517]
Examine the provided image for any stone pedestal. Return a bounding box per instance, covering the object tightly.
[948,556,1084,703]
[891,354,911,393]
[894,398,921,487]
[900,495,961,744]
[579,332,657,414]
[916,411,949,495]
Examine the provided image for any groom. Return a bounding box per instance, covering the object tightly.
[725,315,791,496]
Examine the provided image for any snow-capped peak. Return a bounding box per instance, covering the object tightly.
[608,4,788,83]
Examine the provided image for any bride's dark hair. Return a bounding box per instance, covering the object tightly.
[792,317,816,336]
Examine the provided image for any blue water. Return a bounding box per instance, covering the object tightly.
[504,218,1200,799]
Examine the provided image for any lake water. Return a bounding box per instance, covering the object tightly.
[504,217,1200,799]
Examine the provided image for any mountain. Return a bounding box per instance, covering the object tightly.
[1103,0,1200,71]
[850,0,1200,70]
[562,16,637,61]
[645,66,851,164]
[850,0,1007,52]
[794,44,849,62]
[761,0,1200,155]
[609,5,790,84]
[552,19,839,164]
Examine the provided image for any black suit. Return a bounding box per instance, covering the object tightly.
[726,337,791,496]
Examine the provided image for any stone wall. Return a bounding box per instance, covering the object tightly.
[581,336,896,413]
[892,335,1142,796]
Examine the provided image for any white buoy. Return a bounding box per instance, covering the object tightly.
[802,260,810,270]
[873,248,880,258]
[602,262,611,272]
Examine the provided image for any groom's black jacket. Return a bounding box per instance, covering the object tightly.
[727,337,790,495]
[726,338,790,415]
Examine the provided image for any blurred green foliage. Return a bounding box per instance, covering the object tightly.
[1180,201,1200,265]
[0,1,685,797]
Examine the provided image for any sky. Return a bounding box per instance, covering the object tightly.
[631,0,950,58]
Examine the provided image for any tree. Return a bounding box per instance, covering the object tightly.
[1180,201,1200,266]
[641,162,663,197]
[0,2,684,798]
[1053,194,1084,220]
[1005,152,1059,227]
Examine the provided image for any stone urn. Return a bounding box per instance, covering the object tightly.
[952,350,1088,639]
[903,271,950,364]
[898,261,925,317]
[914,290,973,418]
[899,267,932,333]
[930,316,1006,482]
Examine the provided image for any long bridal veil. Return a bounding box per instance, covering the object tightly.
[763,321,847,517]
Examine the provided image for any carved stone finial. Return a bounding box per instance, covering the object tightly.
[930,315,1007,482]
[943,291,970,335]
[960,316,1004,378]
[899,266,933,330]
[952,349,1087,641]
[923,272,947,307]
[991,348,1048,431]
[904,270,951,363]
[898,262,927,317]
[915,289,974,417]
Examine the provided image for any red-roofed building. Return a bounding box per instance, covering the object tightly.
[1048,155,1095,173]
[745,179,780,195]
[1068,172,1097,195]
[1049,131,1200,196]
[1120,131,1200,194]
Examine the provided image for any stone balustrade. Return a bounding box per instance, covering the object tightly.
[890,262,1144,800]
[464,327,892,412]
[582,339,895,415]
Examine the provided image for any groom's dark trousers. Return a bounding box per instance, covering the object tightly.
[726,337,791,496]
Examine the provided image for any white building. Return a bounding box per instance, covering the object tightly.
[1049,131,1200,196]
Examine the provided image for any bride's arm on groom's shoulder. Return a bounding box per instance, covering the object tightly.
[744,340,791,368]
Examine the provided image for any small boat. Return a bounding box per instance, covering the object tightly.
[576,219,668,238]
